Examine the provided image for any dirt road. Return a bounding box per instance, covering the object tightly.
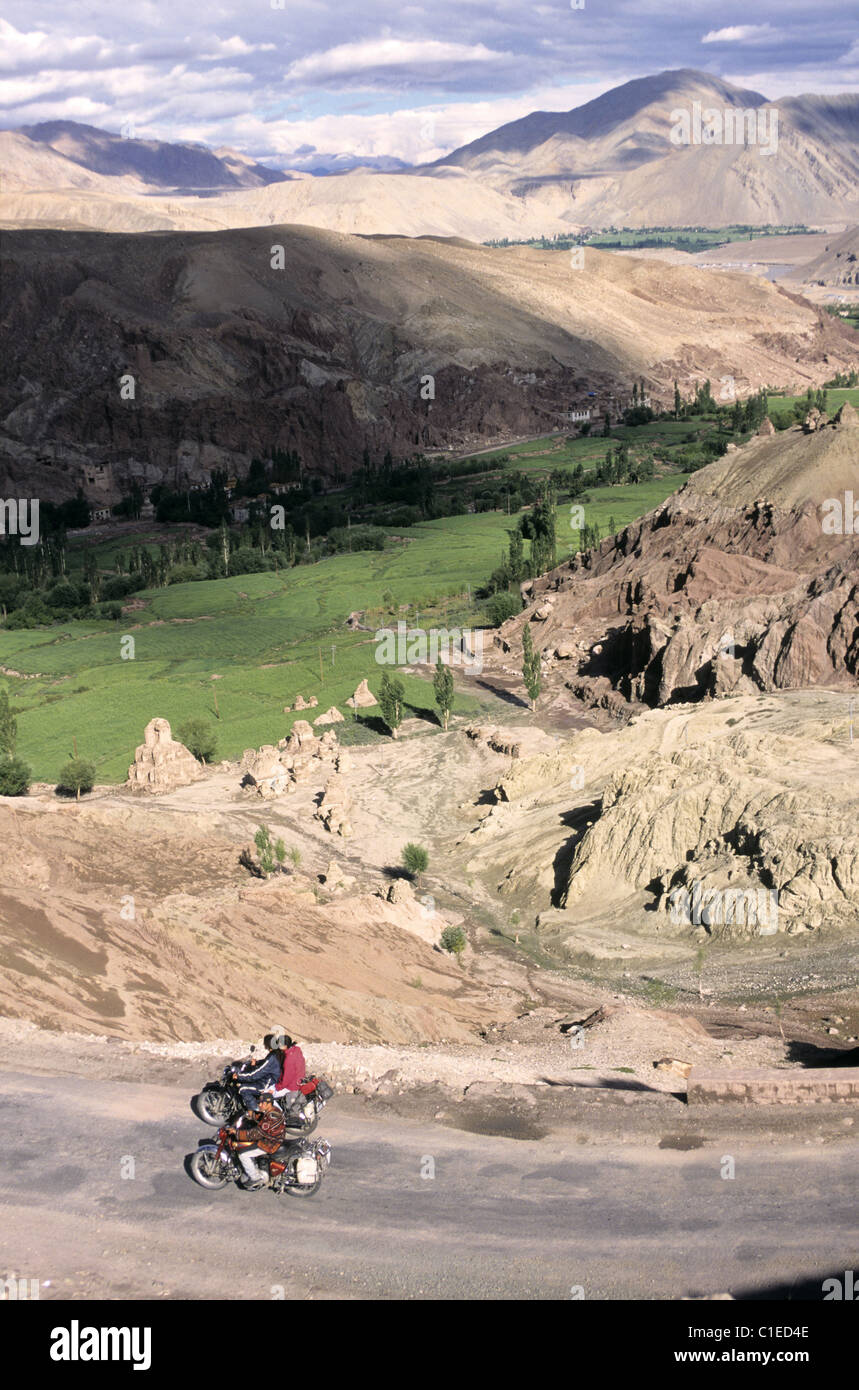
[2,1071,856,1301]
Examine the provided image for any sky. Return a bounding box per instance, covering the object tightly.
[1,1,857,168]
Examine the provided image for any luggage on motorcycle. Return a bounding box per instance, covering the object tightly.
[314,1077,334,1102]
[294,1153,319,1185]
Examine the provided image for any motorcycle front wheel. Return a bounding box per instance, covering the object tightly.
[186,1147,231,1190]
[192,1087,233,1126]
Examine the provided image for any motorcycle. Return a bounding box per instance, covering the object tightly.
[192,1061,333,1136]
[187,1128,332,1197]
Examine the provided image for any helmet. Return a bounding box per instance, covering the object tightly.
[270,1033,294,1049]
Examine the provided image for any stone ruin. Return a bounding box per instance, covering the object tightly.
[803,408,829,433]
[315,773,353,837]
[313,706,345,726]
[345,679,377,709]
[126,717,204,794]
[241,720,339,799]
[287,694,319,712]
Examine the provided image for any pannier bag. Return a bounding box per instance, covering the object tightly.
[295,1153,319,1184]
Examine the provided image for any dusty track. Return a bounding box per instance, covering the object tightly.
[2,1070,857,1301]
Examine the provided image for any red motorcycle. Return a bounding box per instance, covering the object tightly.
[186,1126,332,1198]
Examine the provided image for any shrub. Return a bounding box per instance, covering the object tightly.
[95,602,123,621]
[56,757,96,800]
[0,756,31,796]
[486,590,520,626]
[46,580,85,610]
[6,596,53,629]
[401,842,429,885]
[177,718,217,763]
[440,925,467,959]
[433,658,454,731]
[0,688,17,756]
[254,824,286,876]
[101,574,142,601]
[167,564,206,585]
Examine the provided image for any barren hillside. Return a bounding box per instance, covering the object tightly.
[2,72,857,237]
[1,226,854,500]
[428,70,859,228]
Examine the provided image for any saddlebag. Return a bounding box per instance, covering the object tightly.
[294,1153,319,1185]
[314,1077,334,1102]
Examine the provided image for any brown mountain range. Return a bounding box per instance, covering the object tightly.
[2,71,857,237]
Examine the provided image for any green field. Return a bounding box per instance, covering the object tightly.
[1,477,689,783]
[472,417,721,476]
[487,225,816,254]
[767,387,859,428]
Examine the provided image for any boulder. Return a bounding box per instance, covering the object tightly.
[387,878,414,905]
[127,718,204,795]
[282,719,318,755]
[653,1057,693,1079]
[322,859,356,892]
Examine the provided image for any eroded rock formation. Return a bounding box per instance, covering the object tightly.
[496,417,859,716]
[126,718,204,794]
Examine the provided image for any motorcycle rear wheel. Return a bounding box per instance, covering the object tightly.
[283,1101,318,1137]
[285,1177,321,1197]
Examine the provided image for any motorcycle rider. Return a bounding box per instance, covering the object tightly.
[231,1093,289,1190]
[233,1031,287,1110]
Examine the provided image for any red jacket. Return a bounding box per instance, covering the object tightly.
[279,1045,306,1091]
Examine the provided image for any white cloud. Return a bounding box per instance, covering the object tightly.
[285,38,512,85]
[0,3,856,165]
[702,25,775,45]
[203,80,620,165]
[199,36,276,59]
[0,19,119,72]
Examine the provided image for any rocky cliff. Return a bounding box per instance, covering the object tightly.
[497,409,859,715]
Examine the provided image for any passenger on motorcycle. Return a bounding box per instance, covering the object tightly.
[270,1034,307,1113]
[231,1094,289,1189]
